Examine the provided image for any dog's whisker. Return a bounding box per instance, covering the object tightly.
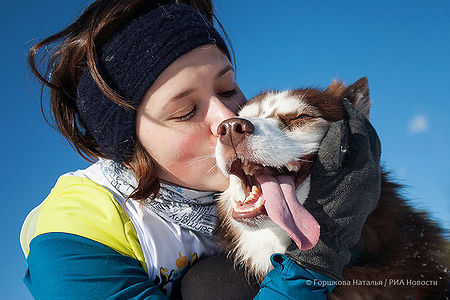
[206,163,218,175]
[186,155,215,166]
[231,99,245,111]
[188,156,214,163]
[281,124,291,131]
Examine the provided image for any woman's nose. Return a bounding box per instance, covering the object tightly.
[208,98,236,136]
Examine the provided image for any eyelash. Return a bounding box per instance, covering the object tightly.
[294,114,312,120]
[219,89,237,97]
[177,106,197,121]
[176,89,237,121]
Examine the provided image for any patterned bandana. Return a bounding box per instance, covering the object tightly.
[100,159,219,236]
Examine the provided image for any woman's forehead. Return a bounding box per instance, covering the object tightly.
[139,45,234,112]
[147,46,231,90]
[162,45,231,77]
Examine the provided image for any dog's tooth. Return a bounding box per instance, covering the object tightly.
[244,163,253,175]
[286,162,300,172]
[252,185,262,196]
[252,165,259,175]
[252,165,260,176]
[240,159,246,169]
[252,185,258,194]
[254,186,261,194]
[256,196,263,207]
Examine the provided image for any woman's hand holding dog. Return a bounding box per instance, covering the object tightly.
[285,99,382,281]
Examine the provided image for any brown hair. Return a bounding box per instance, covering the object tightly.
[28,0,234,202]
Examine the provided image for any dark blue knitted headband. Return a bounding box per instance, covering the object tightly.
[76,3,230,162]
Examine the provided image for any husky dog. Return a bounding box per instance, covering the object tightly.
[215,78,448,300]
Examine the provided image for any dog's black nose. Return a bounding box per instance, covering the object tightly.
[218,118,255,146]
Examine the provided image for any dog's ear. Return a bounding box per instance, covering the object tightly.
[343,77,371,118]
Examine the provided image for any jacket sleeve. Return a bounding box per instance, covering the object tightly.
[254,254,335,300]
[22,176,166,299]
[24,232,167,300]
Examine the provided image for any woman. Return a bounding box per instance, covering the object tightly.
[20,1,381,299]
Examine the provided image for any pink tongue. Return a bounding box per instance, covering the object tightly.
[256,175,320,250]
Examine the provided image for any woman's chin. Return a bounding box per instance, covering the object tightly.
[214,174,230,192]
[158,168,229,192]
[198,172,229,192]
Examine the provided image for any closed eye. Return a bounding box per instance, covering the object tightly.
[219,89,237,98]
[176,106,197,121]
[293,114,313,120]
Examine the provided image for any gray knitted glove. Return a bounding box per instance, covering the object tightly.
[285,99,381,281]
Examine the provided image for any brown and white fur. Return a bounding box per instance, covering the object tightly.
[215,78,448,300]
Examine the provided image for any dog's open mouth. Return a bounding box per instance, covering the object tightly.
[227,154,315,222]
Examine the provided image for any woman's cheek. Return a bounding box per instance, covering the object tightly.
[166,132,207,175]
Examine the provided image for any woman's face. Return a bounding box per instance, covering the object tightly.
[136,45,246,192]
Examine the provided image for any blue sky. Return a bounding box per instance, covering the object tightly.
[2,0,449,298]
